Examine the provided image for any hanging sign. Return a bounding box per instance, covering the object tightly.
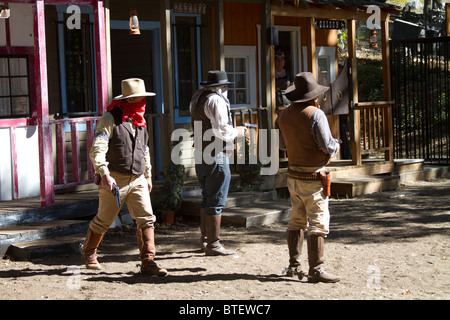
[315,19,346,30]
[173,2,207,14]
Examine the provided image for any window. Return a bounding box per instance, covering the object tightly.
[224,46,256,108]
[225,57,249,105]
[0,55,30,118]
[318,55,330,83]
[63,13,95,116]
[172,14,201,119]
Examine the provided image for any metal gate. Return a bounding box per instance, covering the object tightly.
[391,37,450,164]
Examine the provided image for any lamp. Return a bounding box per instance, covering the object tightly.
[0,3,10,19]
[129,8,140,35]
[369,29,378,48]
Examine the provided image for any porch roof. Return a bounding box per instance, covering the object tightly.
[276,0,402,14]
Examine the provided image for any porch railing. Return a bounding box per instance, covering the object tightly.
[355,101,394,158]
[50,117,100,190]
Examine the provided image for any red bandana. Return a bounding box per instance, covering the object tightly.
[107,100,147,128]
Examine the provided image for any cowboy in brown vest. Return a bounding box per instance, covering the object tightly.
[81,78,167,277]
[276,72,340,283]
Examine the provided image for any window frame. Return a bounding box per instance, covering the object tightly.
[224,45,257,109]
[0,54,32,119]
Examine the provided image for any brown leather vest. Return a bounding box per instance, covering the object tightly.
[106,106,148,175]
[277,104,330,167]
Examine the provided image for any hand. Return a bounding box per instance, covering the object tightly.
[146,177,153,193]
[236,126,248,137]
[101,173,117,192]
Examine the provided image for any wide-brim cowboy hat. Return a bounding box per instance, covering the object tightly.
[114,78,156,100]
[285,72,329,103]
[200,70,233,87]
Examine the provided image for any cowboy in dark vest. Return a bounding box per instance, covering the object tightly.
[81,78,167,277]
[190,70,247,256]
[276,72,340,283]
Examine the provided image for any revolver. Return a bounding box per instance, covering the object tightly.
[112,184,121,208]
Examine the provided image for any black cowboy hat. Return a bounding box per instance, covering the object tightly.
[200,70,233,87]
[285,72,329,103]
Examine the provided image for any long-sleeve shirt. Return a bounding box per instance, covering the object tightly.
[89,112,152,178]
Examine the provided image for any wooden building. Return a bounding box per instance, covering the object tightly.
[0,0,402,207]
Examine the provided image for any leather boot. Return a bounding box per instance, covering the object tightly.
[200,208,207,252]
[137,227,168,277]
[81,228,104,269]
[204,214,236,256]
[285,229,304,277]
[307,234,340,283]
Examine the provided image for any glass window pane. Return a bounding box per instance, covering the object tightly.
[10,77,28,95]
[234,58,246,72]
[12,97,29,115]
[235,74,246,88]
[0,58,8,76]
[0,78,10,96]
[225,58,234,72]
[9,58,27,76]
[227,89,235,104]
[0,98,11,116]
[235,89,248,104]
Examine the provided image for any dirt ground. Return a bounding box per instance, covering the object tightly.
[1,179,449,304]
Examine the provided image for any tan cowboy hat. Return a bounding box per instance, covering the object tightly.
[113,78,155,100]
[285,72,329,103]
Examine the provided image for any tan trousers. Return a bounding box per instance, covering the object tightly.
[89,171,156,234]
[286,175,330,236]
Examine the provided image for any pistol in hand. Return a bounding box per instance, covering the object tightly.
[112,184,121,208]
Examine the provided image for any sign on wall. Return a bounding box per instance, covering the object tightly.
[173,2,207,14]
[315,19,346,30]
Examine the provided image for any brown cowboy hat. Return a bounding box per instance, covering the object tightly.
[114,78,155,100]
[285,72,329,103]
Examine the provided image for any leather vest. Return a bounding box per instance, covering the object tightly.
[277,104,330,167]
[106,106,148,175]
[190,90,234,158]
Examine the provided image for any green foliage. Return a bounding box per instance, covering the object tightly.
[236,138,263,192]
[154,162,186,216]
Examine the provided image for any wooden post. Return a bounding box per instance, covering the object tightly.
[307,17,317,77]
[381,17,393,161]
[93,0,108,115]
[160,0,174,167]
[347,19,361,165]
[34,0,55,206]
[214,0,224,71]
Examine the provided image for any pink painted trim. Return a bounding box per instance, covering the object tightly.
[70,122,81,182]
[94,0,108,115]
[33,0,55,207]
[56,123,67,185]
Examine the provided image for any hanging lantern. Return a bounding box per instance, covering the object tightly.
[129,8,140,35]
[369,29,378,48]
[0,3,10,19]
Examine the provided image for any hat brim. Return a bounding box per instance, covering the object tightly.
[114,92,156,100]
[285,83,329,103]
[200,80,233,87]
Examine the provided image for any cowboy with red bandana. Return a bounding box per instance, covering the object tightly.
[81,78,167,277]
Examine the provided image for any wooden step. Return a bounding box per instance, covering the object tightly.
[179,191,276,217]
[220,200,291,228]
[0,220,89,258]
[331,174,400,198]
[6,233,85,261]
